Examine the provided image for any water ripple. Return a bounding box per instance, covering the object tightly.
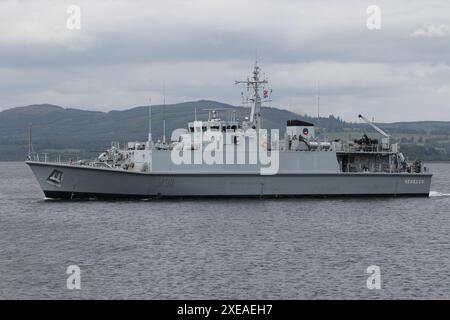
[1,162,450,299]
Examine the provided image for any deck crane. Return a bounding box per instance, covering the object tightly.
[358,114,390,140]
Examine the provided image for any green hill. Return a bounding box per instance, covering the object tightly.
[1,100,450,161]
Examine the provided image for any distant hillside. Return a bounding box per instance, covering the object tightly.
[0,100,450,161]
[0,100,304,161]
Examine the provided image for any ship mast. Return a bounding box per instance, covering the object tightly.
[28,123,33,159]
[235,61,268,130]
[162,84,166,144]
[148,98,152,142]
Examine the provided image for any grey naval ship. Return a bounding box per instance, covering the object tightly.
[26,62,432,199]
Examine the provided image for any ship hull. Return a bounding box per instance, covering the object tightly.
[26,161,432,199]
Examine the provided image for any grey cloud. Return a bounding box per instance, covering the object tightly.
[1,0,450,122]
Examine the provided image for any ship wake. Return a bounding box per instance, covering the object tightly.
[429,191,450,197]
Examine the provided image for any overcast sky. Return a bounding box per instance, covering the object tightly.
[1,0,449,122]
